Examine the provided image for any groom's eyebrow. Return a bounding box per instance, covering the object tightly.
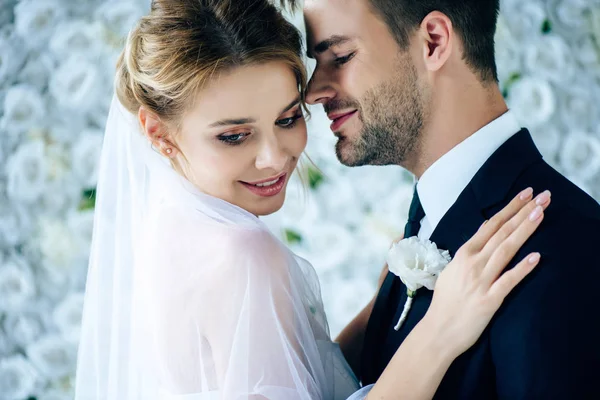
[308,35,352,58]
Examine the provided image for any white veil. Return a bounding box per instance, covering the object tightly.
[74,95,345,399]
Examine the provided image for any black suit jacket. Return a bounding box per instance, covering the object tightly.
[361,129,600,399]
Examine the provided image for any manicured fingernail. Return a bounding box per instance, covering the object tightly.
[529,205,543,221]
[528,253,541,264]
[535,190,551,206]
[519,187,534,200]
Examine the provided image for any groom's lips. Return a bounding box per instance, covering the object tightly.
[328,110,357,132]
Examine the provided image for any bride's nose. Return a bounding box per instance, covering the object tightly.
[255,134,287,172]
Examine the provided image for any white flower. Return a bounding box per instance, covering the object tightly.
[26,335,77,380]
[0,32,26,85]
[546,0,594,37]
[14,0,66,49]
[502,0,546,41]
[387,237,451,293]
[71,129,104,188]
[495,16,522,85]
[50,20,106,59]
[49,55,101,112]
[524,35,574,83]
[387,237,452,331]
[0,84,46,138]
[557,82,599,132]
[0,258,36,312]
[95,0,146,38]
[560,132,600,181]
[17,51,57,92]
[4,311,45,347]
[38,217,79,276]
[0,355,38,399]
[508,77,556,128]
[0,203,33,246]
[53,292,85,343]
[6,139,48,203]
[38,387,75,400]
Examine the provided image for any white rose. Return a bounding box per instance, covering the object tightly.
[3,311,45,348]
[71,129,104,188]
[38,388,75,400]
[0,327,17,357]
[387,237,451,293]
[0,84,46,140]
[0,0,18,28]
[49,55,101,112]
[508,77,556,128]
[0,203,33,246]
[6,139,48,203]
[560,132,600,181]
[524,35,574,83]
[557,81,599,132]
[53,292,85,343]
[0,258,36,312]
[38,217,79,277]
[68,209,95,255]
[495,16,522,85]
[546,0,593,37]
[50,20,106,59]
[95,0,146,38]
[0,355,38,399]
[26,335,77,380]
[0,32,26,85]
[14,0,66,49]
[17,51,57,92]
[501,0,546,41]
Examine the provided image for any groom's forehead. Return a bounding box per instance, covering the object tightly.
[303,0,383,50]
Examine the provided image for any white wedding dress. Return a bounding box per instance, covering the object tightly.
[74,96,361,399]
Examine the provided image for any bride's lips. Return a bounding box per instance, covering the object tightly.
[329,110,357,132]
[240,172,288,197]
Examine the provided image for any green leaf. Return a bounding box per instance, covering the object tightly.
[541,19,552,34]
[307,166,324,190]
[78,188,97,211]
[284,229,303,244]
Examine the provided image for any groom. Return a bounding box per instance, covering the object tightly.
[302,0,600,398]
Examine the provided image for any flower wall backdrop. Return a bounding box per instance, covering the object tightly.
[0,0,599,397]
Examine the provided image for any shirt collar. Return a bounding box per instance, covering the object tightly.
[416,110,521,234]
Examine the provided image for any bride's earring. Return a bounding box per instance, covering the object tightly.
[165,148,173,155]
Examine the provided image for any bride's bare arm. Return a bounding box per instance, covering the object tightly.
[367,188,551,399]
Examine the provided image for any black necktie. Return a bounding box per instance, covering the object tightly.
[404,188,425,238]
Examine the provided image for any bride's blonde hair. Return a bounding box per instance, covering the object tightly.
[115,0,306,131]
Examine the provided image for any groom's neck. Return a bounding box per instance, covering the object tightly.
[411,76,508,178]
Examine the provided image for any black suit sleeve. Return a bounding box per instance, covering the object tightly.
[490,215,600,399]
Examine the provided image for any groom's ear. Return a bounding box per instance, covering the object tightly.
[418,11,454,74]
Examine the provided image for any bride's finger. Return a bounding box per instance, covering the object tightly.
[479,191,551,260]
[467,187,533,252]
[488,252,541,302]
[481,203,545,286]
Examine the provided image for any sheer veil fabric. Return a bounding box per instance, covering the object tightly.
[74,95,359,399]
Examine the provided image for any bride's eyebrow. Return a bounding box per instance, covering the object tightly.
[208,117,257,128]
[279,96,301,115]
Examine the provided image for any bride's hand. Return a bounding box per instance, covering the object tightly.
[423,188,551,357]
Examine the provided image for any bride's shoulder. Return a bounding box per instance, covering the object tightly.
[149,202,287,260]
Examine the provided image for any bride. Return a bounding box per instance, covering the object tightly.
[74,0,549,399]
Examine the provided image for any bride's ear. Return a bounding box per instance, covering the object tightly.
[138,107,179,158]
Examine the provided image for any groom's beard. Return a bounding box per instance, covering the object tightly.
[336,58,425,167]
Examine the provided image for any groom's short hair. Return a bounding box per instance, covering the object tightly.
[368,0,500,83]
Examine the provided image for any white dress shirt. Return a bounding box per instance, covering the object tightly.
[417,111,521,240]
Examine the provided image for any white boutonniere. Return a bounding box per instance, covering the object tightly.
[386,237,452,331]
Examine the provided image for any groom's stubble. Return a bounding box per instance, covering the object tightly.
[332,52,429,168]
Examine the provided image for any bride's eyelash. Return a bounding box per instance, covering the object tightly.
[218,132,251,146]
[277,111,304,129]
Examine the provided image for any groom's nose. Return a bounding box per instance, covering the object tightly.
[306,69,336,106]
